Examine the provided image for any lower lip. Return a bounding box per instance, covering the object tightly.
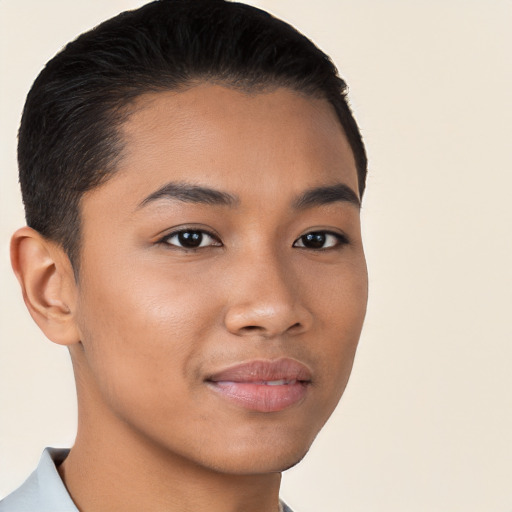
[208,381,309,413]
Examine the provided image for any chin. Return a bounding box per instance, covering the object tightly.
[209,452,309,476]
[197,434,314,475]
[184,406,330,475]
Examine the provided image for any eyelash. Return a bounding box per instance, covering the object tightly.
[293,231,349,250]
[157,228,349,251]
[158,228,222,250]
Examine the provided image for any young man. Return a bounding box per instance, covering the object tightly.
[1,1,368,511]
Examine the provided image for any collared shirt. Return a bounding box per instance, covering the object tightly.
[0,448,294,512]
[0,449,76,512]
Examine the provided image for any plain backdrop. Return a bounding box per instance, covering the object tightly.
[1,1,511,511]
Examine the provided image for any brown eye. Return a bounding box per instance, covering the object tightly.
[163,229,221,249]
[293,231,348,250]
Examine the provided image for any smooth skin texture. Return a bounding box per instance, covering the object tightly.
[11,84,368,512]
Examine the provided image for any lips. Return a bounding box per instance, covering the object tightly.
[206,358,312,413]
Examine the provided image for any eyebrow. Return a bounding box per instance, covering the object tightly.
[137,181,360,210]
[138,182,239,208]
[292,183,361,209]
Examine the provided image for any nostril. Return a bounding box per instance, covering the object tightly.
[288,322,303,333]
[241,326,261,332]
[238,322,303,336]
[224,303,313,338]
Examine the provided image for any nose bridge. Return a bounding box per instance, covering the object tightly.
[223,244,312,337]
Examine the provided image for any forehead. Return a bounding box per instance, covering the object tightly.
[86,84,359,212]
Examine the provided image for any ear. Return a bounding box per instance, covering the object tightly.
[10,226,80,346]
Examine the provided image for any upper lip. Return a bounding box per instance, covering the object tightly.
[206,358,312,383]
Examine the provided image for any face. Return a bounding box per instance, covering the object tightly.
[72,84,368,474]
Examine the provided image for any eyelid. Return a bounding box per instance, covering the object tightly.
[156,226,223,248]
[293,230,350,249]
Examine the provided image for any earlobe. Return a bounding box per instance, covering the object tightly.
[10,227,80,346]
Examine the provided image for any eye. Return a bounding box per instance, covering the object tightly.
[160,229,222,249]
[293,231,348,250]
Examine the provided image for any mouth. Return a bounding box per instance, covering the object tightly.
[205,358,312,413]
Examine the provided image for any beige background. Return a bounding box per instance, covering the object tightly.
[1,1,511,511]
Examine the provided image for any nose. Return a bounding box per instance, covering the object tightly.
[223,251,313,339]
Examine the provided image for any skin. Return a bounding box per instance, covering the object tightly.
[11,84,368,512]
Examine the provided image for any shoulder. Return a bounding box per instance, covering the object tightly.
[0,448,77,512]
[281,500,296,512]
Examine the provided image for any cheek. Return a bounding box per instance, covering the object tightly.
[308,251,368,331]
[78,254,217,339]
[306,256,368,394]
[74,262,220,409]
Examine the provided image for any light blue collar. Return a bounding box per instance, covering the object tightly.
[0,448,77,511]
